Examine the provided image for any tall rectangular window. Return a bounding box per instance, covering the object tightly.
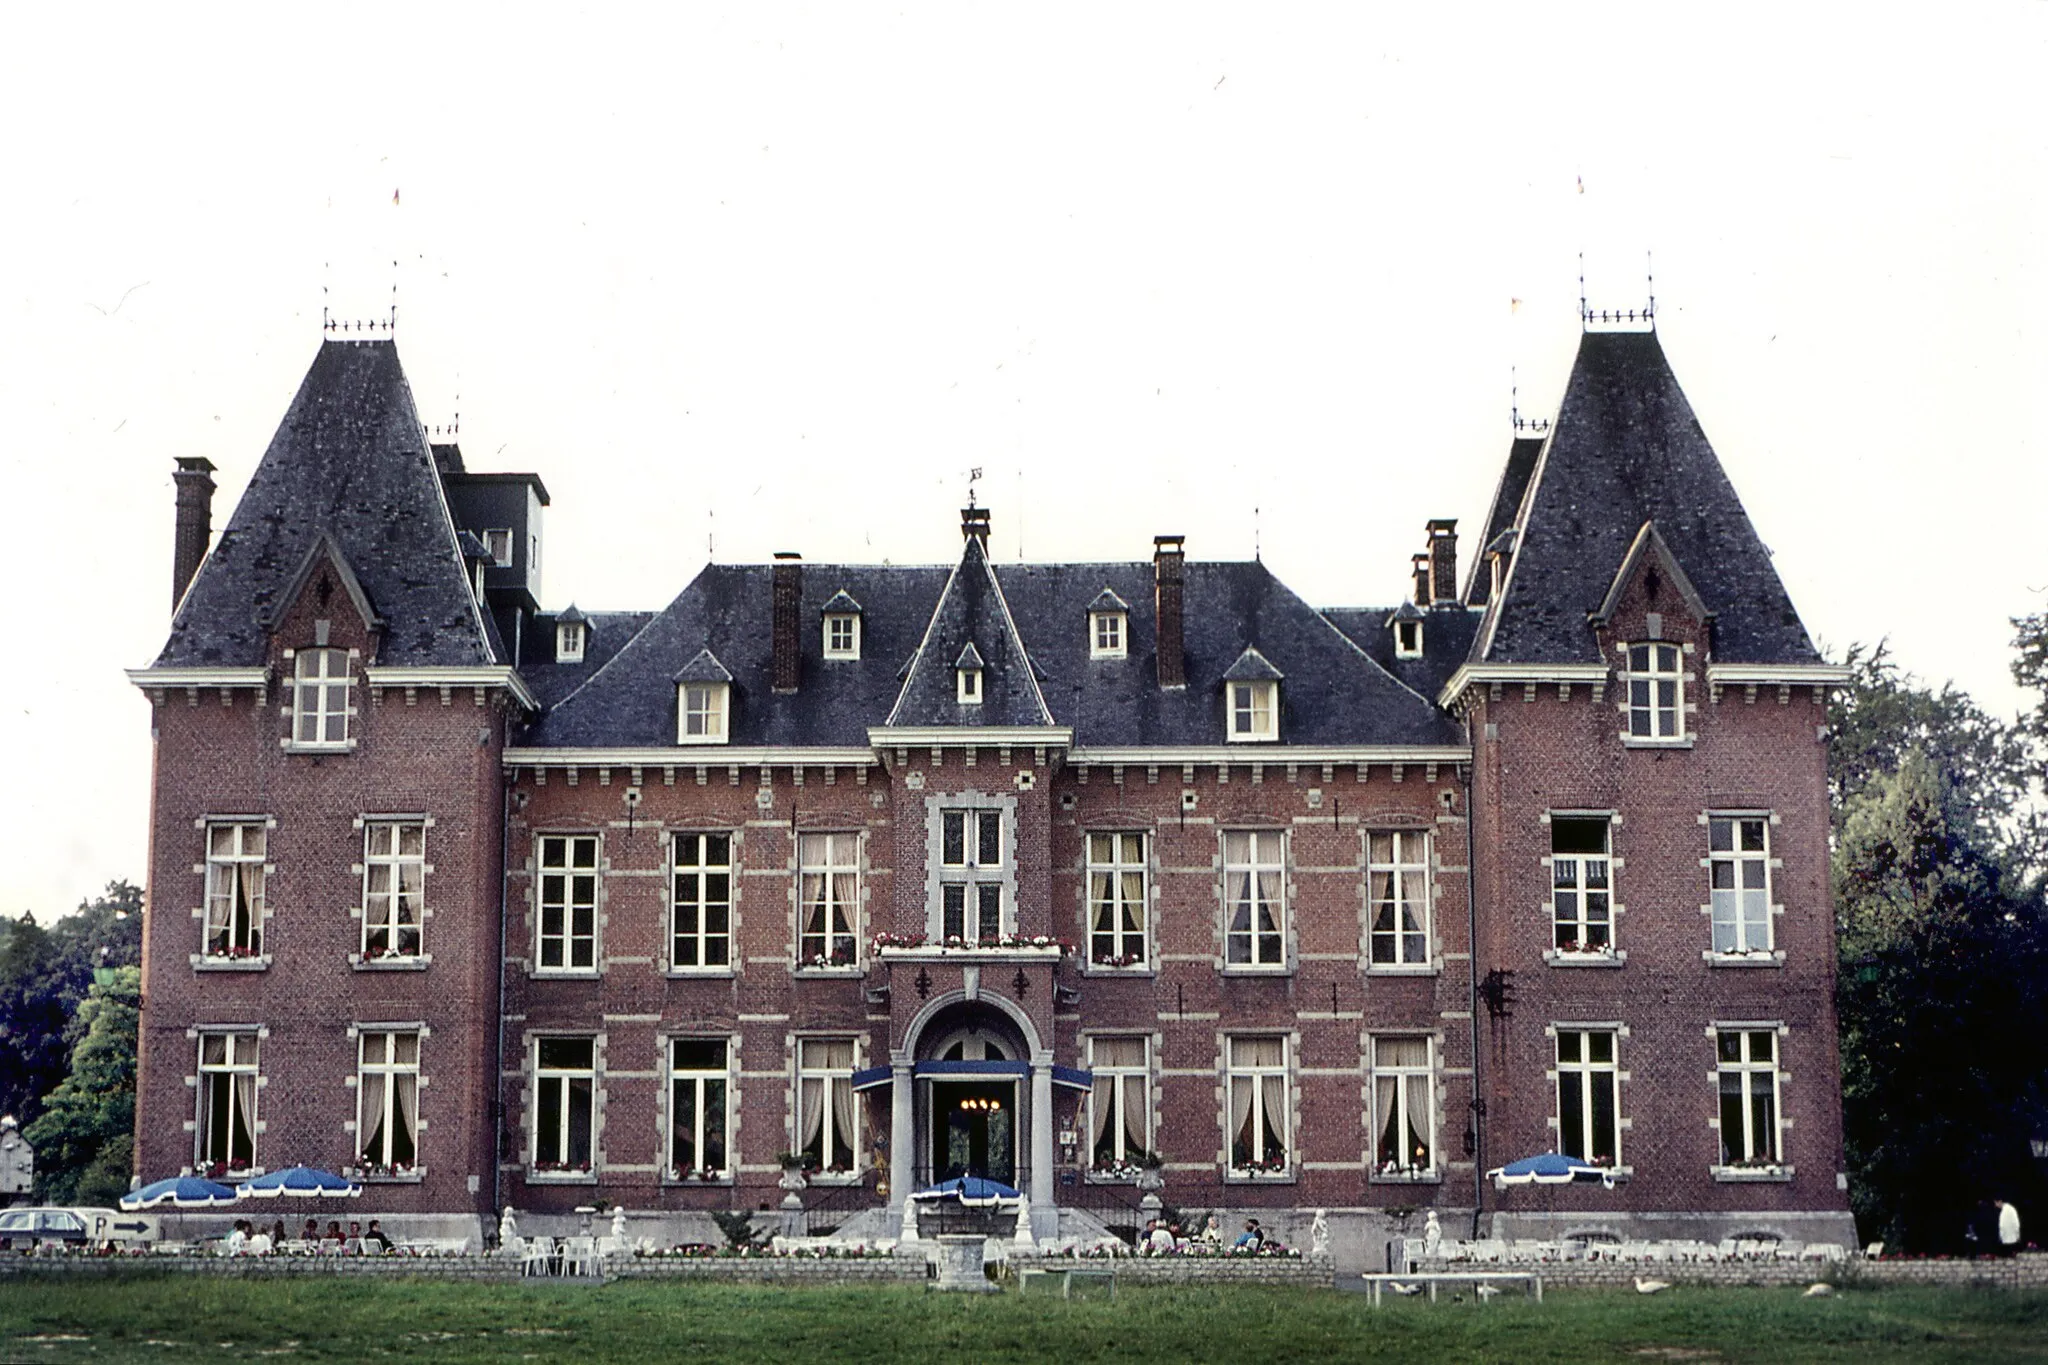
[204,822,266,960]
[671,833,732,969]
[1626,643,1683,739]
[1372,1036,1435,1174]
[1087,833,1148,966]
[533,1037,595,1172]
[292,647,351,746]
[1551,817,1613,953]
[1226,1036,1290,1174]
[938,809,1006,944]
[1367,830,1431,966]
[356,1031,420,1174]
[1223,830,1285,967]
[197,1033,259,1173]
[362,821,425,960]
[1227,680,1278,741]
[796,1038,857,1173]
[798,833,859,967]
[536,835,599,972]
[1087,1036,1152,1170]
[668,1038,731,1179]
[1709,816,1772,953]
[1717,1028,1782,1166]
[1555,1029,1620,1166]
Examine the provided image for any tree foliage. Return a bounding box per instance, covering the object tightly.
[0,881,140,1162]
[23,967,140,1205]
[1830,644,2048,1251]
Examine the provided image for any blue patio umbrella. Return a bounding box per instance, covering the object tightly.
[909,1175,1020,1206]
[1486,1152,1617,1190]
[121,1176,239,1210]
[234,1165,362,1199]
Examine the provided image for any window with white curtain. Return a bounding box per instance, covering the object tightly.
[356,1031,420,1174]
[1087,833,1147,967]
[1087,1036,1152,1170]
[1367,830,1431,966]
[799,834,860,967]
[204,822,266,960]
[1709,816,1773,954]
[796,1038,857,1173]
[197,1032,259,1173]
[1372,1036,1435,1174]
[361,821,425,960]
[1223,831,1286,967]
[1226,1035,1289,1174]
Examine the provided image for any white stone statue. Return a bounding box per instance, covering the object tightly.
[1011,1192,1036,1251]
[498,1206,519,1256]
[1423,1209,1442,1258]
[899,1199,921,1244]
[1311,1208,1331,1257]
[610,1207,628,1247]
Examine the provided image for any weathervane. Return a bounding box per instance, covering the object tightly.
[966,466,984,509]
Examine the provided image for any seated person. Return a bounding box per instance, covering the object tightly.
[1200,1214,1223,1245]
[223,1220,251,1256]
[1233,1218,1265,1249]
[1144,1219,1175,1254]
[366,1219,395,1253]
[301,1218,320,1246]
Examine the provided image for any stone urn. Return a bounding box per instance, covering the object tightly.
[931,1233,998,1292]
[1136,1164,1165,1217]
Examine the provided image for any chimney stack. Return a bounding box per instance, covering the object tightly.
[1427,519,1458,605]
[172,457,217,609]
[961,506,991,548]
[1411,554,1432,608]
[772,552,802,693]
[1154,535,1186,689]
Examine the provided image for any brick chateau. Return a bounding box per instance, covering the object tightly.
[128,321,1857,1252]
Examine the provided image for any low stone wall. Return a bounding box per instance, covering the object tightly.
[612,1256,926,1285]
[1020,1254,1333,1288]
[0,1253,918,1286]
[1408,1252,2048,1291]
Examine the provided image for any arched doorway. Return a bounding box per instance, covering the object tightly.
[912,1002,1030,1189]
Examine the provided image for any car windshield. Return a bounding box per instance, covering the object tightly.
[0,1212,29,1231]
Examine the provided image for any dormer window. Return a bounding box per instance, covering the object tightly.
[1087,588,1130,660]
[1223,647,1283,743]
[674,649,733,745]
[1228,681,1277,741]
[820,589,863,661]
[1395,621,1423,657]
[955,643,985,706]
[556,615,587,664]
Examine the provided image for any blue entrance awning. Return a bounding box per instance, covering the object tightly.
[851,1065,893,1093]
[1050,1065,1094,1092]
[914,1059,1029,1078]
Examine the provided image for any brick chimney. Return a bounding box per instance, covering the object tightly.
[1154,535,1186,689]
[772,552,802,693]
[1411,554,1432,607]
[1427,519,1458,605]
[172,457,217,609]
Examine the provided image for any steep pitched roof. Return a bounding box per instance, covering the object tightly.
[1322,604,1481,705]
[154,340,496,668]
[1475,331,1821,666]
[885,534,1057,729]
[1464,436,1545,606]
[523,555,1465,751]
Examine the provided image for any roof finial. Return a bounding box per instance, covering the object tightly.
[1645,249,1656,331]
[966,465,983,509]
[1254,505,1262,562]
[1578,252,1588,332]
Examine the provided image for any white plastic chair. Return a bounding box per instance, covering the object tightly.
[520,1236,552,1277]
[562,1235,599,1276]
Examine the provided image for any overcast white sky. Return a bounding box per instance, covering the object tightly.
[1,4,2042,918]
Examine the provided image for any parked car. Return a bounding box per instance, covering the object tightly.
[0,1207,155,1250]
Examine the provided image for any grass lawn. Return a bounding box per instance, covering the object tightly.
[3,1277,2046,1363]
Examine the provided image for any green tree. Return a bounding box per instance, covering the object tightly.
[1831,698,2048,1251]
[0,880,141,1136]
[23,967,140,1205]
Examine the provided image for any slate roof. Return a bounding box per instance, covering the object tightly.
[886,535,1056,729]
[1464,436,1545,606]
[154,340,496,668]
[518,610,657,708]
[1475,331,1821,666]
[525,551,1462,750]
[1323,604,1480,703]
